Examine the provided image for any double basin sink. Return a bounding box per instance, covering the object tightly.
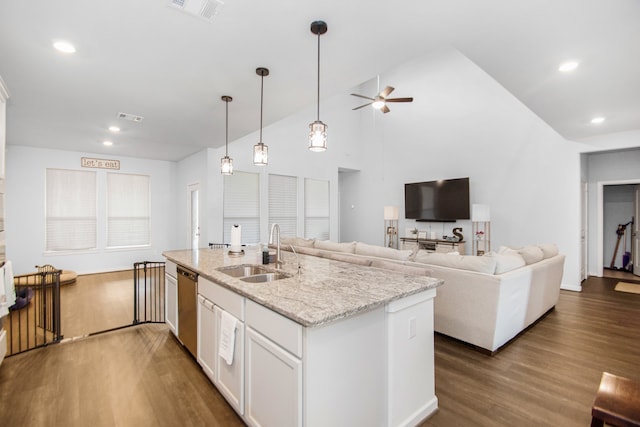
[216,264,291,283]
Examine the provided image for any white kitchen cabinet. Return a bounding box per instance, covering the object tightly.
[245,300,303,427]
[165,261,178,336]
[214,305,244,416]
[197,295,216,382]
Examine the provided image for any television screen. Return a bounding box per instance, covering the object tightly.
[404,178,470,222]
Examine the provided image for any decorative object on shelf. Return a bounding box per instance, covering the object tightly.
[452,227,463,242]
[472,204,491,256]
[308,20,328,152]
[384,205,399,249]
[253,67,269,166]
[220,95,233,175]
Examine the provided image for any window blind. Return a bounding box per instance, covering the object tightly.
[46,169,97,251]
[223,171,260,244]
[107,173,150,247]
[268,174,297,237]
[304,178,329,240]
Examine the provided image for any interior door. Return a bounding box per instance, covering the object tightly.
[634,185,640,277]
[188,183,200,250]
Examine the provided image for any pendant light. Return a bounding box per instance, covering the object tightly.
[253,67,269,165]
[309,20,328,152]
[220,95,233,175]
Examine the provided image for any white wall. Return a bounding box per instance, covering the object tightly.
[5,145,177,274]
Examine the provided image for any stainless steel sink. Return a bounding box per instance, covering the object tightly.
[216,264,291,283]
[216,264,271,278]
[240,272,291,283]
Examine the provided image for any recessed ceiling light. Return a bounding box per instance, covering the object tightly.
[103,140,113,146]
[108,126,121,132]
[558,61,579,72]
[53,40,76,54]
[591,117,605,124]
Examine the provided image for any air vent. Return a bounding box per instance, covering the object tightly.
[169,0,224,22]
[117,112,144,123]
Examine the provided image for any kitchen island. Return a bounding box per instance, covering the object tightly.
[164,247,442,427]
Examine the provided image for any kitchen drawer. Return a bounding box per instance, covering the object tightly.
[165,260,177,278]
[199,276,244,320]
[246,299,302,358]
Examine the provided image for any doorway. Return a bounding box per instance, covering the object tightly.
[188,183,200,250]
[597,181,639,280]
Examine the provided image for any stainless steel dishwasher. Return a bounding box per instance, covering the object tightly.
[177,265,198,357]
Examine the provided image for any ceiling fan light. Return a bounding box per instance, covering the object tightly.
[221,155,233,175]
[253,142,268,165]
[372,99,386,110]
[309,120,327,152]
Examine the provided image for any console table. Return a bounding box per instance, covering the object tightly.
[401,237,465,254]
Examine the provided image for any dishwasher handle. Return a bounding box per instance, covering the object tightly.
[177,266,198,281]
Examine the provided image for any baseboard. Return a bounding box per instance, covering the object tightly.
[561,282,582,292]
[397,396,438,427]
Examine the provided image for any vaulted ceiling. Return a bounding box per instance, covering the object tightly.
[1,0,638,161]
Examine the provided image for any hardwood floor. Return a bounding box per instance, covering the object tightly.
[1,275,639,426]
[60,270,134,338]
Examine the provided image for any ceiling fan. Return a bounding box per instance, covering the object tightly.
[351,86,413,114]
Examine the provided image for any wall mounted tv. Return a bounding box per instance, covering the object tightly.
[404,177,470,222]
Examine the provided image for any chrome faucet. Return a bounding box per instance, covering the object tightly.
[269,223,282,268]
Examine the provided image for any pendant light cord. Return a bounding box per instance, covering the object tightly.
[225,99,229,156]
[316,32,321,121]
[260,74,264,143]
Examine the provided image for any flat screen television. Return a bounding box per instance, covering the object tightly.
[404,177,470,222]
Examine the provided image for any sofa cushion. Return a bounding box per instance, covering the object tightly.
[292,246,324,257]
[517,245,545,265]
[322,252,373,266]
[280,236,315,247]
[354,242,414,261]
[484,252,526,274]
[413,252,497,274]
[371,260,432,276]
[538,243,559,259]
[314,240,356,253]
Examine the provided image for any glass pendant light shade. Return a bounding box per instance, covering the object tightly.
[308,120,327,152]
[221,155,233,175]
[253,142,268,165]
[309,21,328,152]
[220,95,233,175]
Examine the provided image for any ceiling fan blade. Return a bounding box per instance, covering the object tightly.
[382,105,391,114]
[350,93,375,101]
[385,97,414,103]
[379,86,395,98]
[352,102,373,111]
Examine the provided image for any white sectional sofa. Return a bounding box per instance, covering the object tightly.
[279,237,565,353]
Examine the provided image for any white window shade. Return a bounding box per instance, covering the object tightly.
[269,174,297,237]
[107,173,150,247]
[304,178,329,240]
[224,171,260,244]
[46,169,97,251]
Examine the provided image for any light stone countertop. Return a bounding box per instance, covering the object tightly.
[163,247,443,328]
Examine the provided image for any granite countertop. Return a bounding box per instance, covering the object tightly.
[163,247,443,328]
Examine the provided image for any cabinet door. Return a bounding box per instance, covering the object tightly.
[197,295,216,382]
[214,306,244,415]
[165,273,178,335]
[245,326,302,427]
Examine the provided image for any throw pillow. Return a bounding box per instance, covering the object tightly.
[484,252,526,274]
[517,245,544,265]
[538,243,559,259]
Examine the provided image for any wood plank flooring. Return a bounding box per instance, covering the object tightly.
[0,275,638,426]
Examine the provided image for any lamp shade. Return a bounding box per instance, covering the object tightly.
[471,204,490,222]
[384,205,399,220]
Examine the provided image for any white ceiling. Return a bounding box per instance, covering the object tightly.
[1,0,638,161]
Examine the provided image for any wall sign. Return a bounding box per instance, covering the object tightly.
[81,157,120,170]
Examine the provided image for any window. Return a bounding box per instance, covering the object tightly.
[304,178,329,240]
[268,174,297,237]
[46,169,97,251]
[107,173,150,247]
[223,171,260,244]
